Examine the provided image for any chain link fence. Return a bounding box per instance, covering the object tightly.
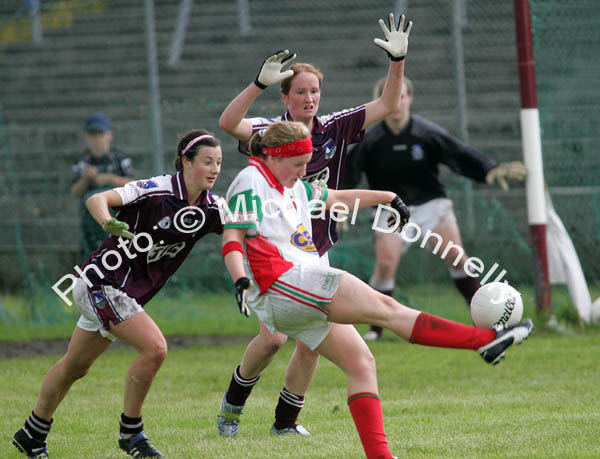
[0,0,598,323]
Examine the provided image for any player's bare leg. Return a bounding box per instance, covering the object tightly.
[109,312,166,457]
[109,312,167,417]
[316,324,377,395]
[239,322,287,378]
[270,339,320,435]
[328,272,532,364]
[219,323,319,436]
[35,326,112,420]
[366,232,405,340]
[13,326,111,458]
[432,219,481,306]
[372,232,404,284]
[315,323,389,458]
[284,340,319,395]
[218,323,286,436]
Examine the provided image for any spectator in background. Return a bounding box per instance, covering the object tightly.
[345,76,526,341]
[71,112,134,257]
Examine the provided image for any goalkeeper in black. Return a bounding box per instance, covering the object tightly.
[345,76,526,340]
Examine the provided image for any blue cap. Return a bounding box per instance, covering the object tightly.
[83,112,112,132]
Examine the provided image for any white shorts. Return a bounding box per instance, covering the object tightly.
[248,264,344,350]
[373,198,457,252]
[73,278,143,341]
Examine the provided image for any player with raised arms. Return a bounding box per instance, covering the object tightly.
[217,12,413,437]
[221,120,534,458]
[12,130,224,458]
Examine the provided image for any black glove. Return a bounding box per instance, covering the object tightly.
[387,195,410,231]
[234,277,253,317]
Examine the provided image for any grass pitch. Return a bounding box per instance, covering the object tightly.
[1,283,599,457]
[2,330,600,457]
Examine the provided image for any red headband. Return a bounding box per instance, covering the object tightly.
[262,136,313,157]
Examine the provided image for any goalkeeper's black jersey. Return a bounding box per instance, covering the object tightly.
[344,114,498,206]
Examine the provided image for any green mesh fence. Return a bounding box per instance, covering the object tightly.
[530,0,600,283]
[0,0,598,325]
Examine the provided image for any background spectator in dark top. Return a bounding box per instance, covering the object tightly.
[71,112,134,256]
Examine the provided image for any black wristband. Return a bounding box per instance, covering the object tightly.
[253,79,267,90]
[389,53,406,62]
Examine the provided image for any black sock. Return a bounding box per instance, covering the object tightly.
[120,413,143,439]
[369,288,394,335]
[273,388,304,429]
[24,411,52,442]
[453,276,481,307]
[225,365,260,407]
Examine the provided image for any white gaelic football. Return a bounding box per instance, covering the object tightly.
[470,282,523,329]
[591,298,600,324]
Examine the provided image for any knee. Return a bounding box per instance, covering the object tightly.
[349,348,377,377]
[68,364,91,381]
[144,341,168,369]
[59,359,91,381]
[262,335,287,355]
[378,293,399,316]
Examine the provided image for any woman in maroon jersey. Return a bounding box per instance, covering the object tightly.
[13,130,224,459]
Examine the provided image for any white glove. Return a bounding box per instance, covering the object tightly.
[373,13,412,61]
[485,161,527,191]
[254,50,296,89]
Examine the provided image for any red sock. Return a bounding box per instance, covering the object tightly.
[410,312,495,349]
[348,393,392,459]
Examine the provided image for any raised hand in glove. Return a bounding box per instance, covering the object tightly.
[485,161,527,191]
[102,217,135,240]
[387,195,410,231]
[373,13,412,61]
[254,50,296,89]
[234,277,253,317]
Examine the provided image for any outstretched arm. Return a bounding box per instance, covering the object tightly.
[326,188,395,210]
[219,50,296,140]
[363,13,412,130]
[326,188,410,231]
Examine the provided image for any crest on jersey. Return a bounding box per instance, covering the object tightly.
[157,216,171,229]
[323,139,336,159]
[92,291,106,309]
[411,144,424,160]
[290,223,318,253]
[137,180,157,189]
